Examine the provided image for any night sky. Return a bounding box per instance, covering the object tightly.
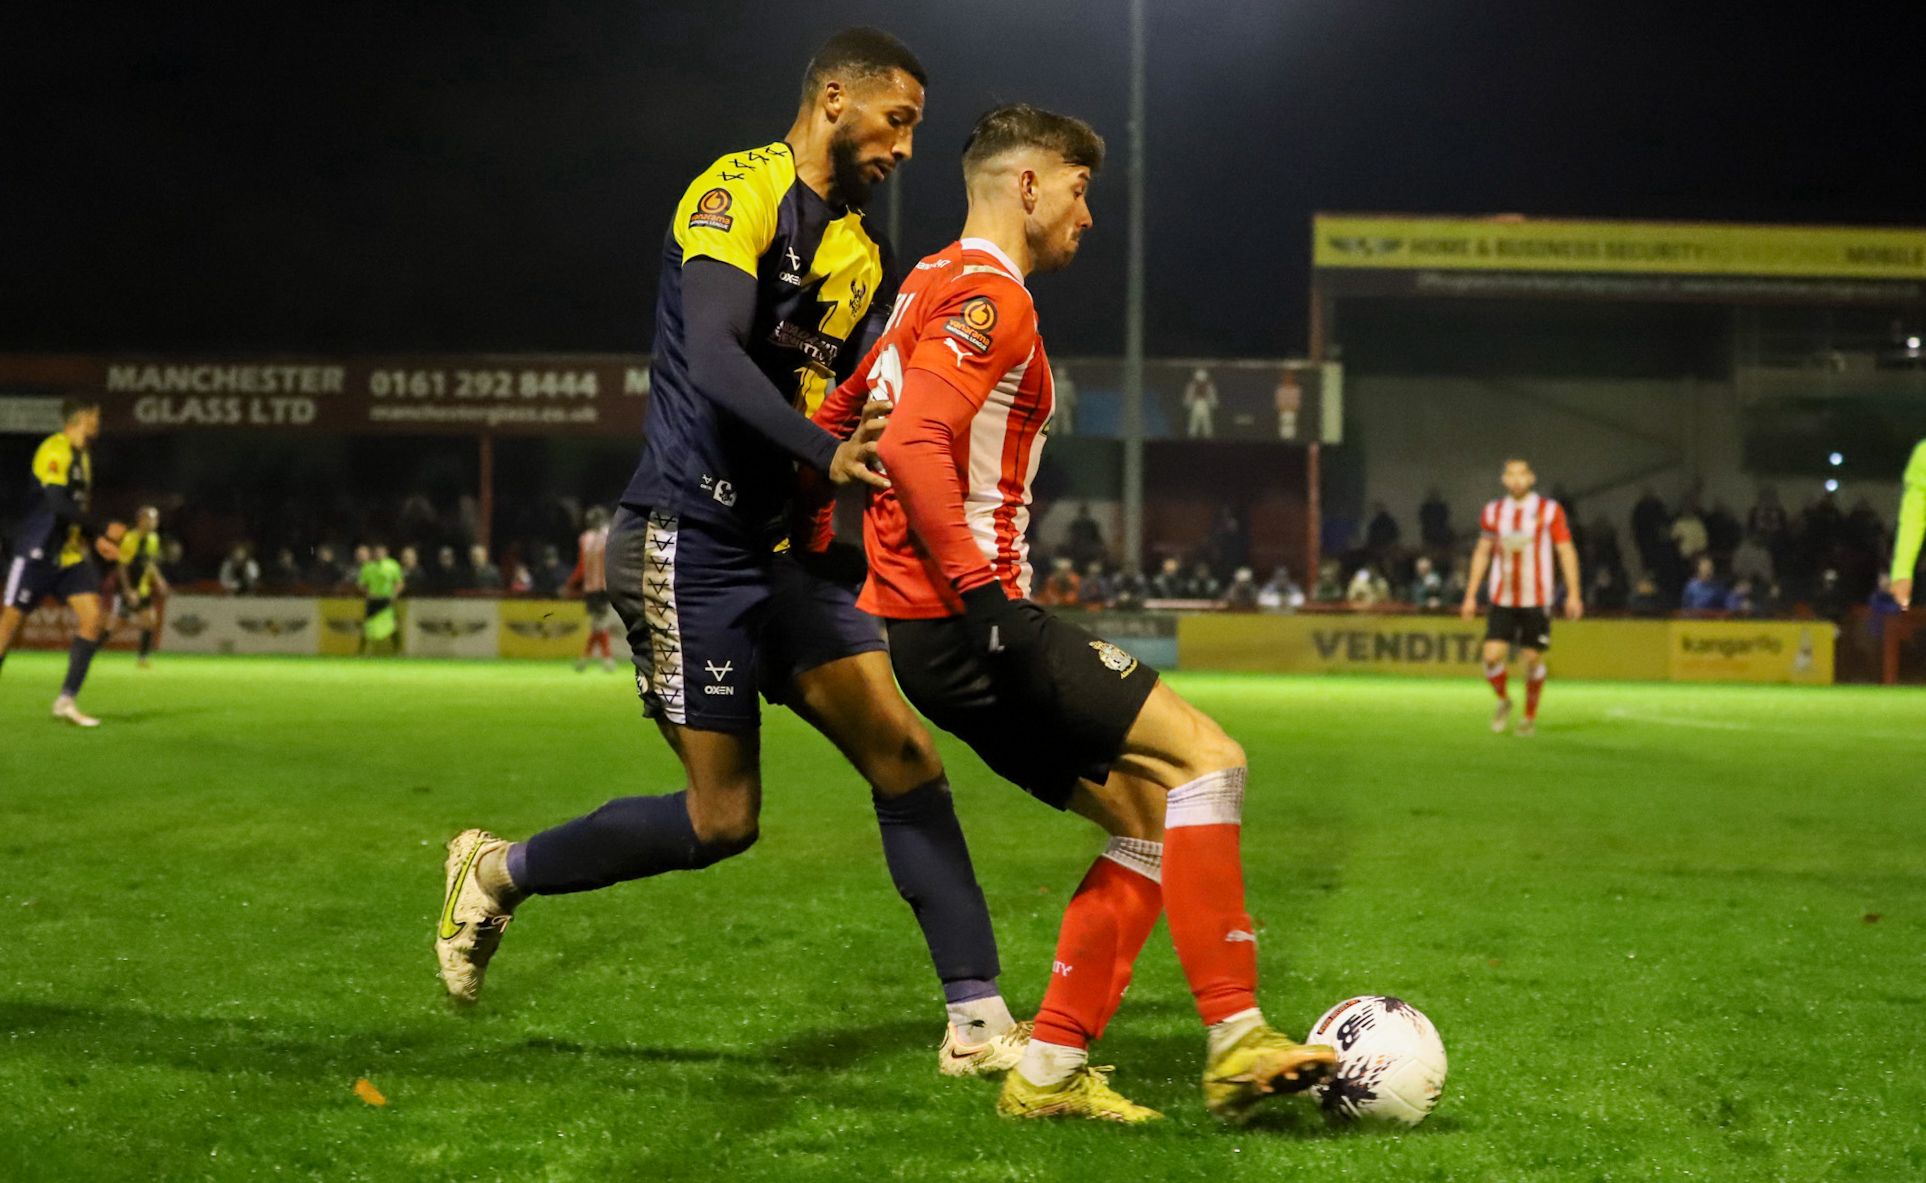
[4,1,1921,358]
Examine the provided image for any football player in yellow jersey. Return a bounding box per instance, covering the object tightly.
[0,397,123,726]
[438,28,1031,1077]
[114,505,170,668]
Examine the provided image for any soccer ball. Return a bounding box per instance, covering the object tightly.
[1304,995,1448,1126]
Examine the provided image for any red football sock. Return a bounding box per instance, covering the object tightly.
[1163,768,1259,1026]
[1033,841,1164,1049]
[1483,661,1509,700]
[1525,662,1547,719]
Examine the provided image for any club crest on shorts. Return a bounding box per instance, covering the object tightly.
[1089,639,1138,677]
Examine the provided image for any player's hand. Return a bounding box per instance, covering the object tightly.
[960,581,1034,661]
[1459,595,1478,621]
[95,521,127,562]
[1565,596,1584,621]
[829,404,891,490]
[1896,577,1913,610]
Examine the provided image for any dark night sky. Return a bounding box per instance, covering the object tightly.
[3,1,1921,358]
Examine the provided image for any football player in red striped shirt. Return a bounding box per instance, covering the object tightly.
[812,104,1334,1124]
[1459,458,1583,735]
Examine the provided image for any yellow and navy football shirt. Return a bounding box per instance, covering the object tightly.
[15,432,92,566]
[622,141,893,536]
[119,528,162,597]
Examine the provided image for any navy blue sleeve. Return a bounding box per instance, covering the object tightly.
[43,482,100,537]
[682,258,840,474]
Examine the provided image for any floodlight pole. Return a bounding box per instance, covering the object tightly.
[1121,0,1147,570]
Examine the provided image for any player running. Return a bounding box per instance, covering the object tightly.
[810,104,1336,1123]
[114,505,169,668]
[1459,458,1583,736]
[438,28,1027,1075]
[357,544,404,655]
[0,397,122,726]
[570,506,617,672]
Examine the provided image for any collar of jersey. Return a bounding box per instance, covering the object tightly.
[959,237,1026,286]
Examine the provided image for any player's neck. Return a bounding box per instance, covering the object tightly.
[959,207,1033,277]
[1508,490,1535,502]
[785,113,838,206]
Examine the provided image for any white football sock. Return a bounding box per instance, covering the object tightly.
[1016,1038,1088,1087]
[1207,1007,1266,1060]
[947,994,1015,1041]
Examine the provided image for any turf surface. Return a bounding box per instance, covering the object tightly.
[1,652,1922,1181]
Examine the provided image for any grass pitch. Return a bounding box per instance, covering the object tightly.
[1,653,1922,1181]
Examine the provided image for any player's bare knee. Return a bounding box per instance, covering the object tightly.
[690,807,759,854]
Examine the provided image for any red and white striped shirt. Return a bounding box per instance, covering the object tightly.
[813,237,1051,618]
[574,525,608,594]
[1480,493,1571,608]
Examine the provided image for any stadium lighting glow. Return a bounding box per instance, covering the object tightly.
[1828,452,1843,466]
[1825,479,1840,493]
[1909,335,1922,350]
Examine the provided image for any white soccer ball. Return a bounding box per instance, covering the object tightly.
[1304,995,1448,1126]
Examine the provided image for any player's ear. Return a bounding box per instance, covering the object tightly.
[1019,168,1039,214]
[821,79,846,122]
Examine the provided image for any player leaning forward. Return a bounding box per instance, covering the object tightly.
[1458,458,1582,736]
[0,397,121,726]
[810,104,1336,1123]
[438,28,1029,1074]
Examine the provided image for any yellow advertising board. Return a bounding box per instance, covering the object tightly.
[497,599,588,660]
[1668,620,1834,684]
[1312,215,1926,280]
[318,598,372,656]
[1177,614,1831,684]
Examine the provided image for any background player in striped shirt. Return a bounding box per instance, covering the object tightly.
[1459,458,1583,736]
[814,104,1335,1124]
[569,506,615,672]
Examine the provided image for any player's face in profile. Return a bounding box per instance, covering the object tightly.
[1026,161,1093,274]
[1502,461,1535,498]
[828,68,925,208]
[70,407,101,445]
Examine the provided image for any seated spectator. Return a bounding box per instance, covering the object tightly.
[219,544,261,595]
[1724,577,1757,616]
[261,547,303,593]
[1222,567,1260,611]
[1443,559,1469,607]
[425,545,462,595]
[1184,560,1223,601]
[507,557,533,595]
[1258,566,1304,613]
[1681,556,1725,612]
[306,543,344,590]
[1346,565,1389,608]
[1588,565,1629,613]
[161,538,190,583]
[1080,561,1112,608]
[1149,557,1185,600]
[1036,557,1082,607]
[530,545,569,597]
[467,545,504,592]
[1629,571,1665,616]
[1109,565,1148,611]
[1407,555,1446,611]
[1313,560,1345,603]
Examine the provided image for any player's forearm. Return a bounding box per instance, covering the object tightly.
[1557,543,1582,601]
[1464,546,1492,599]
[42,484,101,537]
[683,258,839,472]
[879,375,997,595]
[811,373,869,440]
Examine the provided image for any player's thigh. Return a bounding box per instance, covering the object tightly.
[1068,771,1167,842]
[786,649,942,797]
[607,506,769,734]
[1110,680,1245,791]
[656,718,762,842]
[67,592,104,635]
[0,604,23,648]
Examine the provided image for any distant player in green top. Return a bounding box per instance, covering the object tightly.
[1890,440,1926,609]
[358,544,405,654]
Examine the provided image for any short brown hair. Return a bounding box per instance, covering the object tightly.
[962,103,1105,176]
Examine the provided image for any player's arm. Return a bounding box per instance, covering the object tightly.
[1891,440,1926,608]
[1460,537,1494,619]
[1551,503,1582,619]
[33,440,103,538]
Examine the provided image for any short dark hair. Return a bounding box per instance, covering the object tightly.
[60,396,100,423]
[800,27,925,105]
[962,103,1105,176]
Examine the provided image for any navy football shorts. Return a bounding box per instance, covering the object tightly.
[608,504,885,732]
[5,554,101,612]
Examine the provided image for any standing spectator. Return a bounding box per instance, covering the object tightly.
[1407,555,1446,610]
[1704,501,1743,562]
[1182,367,1219,438]
[1748,485,1789,544]
[1273,368,1301,440]
[1681,556,1724,612]
[1731,529,1774,584]
[1066,503,1105,568]
[306,543,344,591]
[1222,567,1260,610]
[1586,519,1626,585]
[1365,502,1401,555]
[1419,490,1452,550]
[218,544,261,595]
[1150,556,1186,599]
[1051,363,1078,436]
[1257,566,1304,612]
[467,544,504,591]
[1631,488,1670,571]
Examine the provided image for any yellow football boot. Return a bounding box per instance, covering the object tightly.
[1202,1024,1337,1123]
[996,1064,1162,1123]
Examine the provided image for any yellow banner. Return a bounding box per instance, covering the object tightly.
[1668,620,1834,684]
[318,598,371,656]
[1313,215,1926,280]
[1177,615,1831,683]
[497,599,587,660]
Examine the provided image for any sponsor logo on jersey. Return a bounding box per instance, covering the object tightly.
[689,187,734,232]
[943,296,997,353]
[768,321,841,376]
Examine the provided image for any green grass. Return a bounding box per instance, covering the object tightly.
[2,653,1922,1182]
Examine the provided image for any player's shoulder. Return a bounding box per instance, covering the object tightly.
[679,141,796,213]
[32,432,72,474]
